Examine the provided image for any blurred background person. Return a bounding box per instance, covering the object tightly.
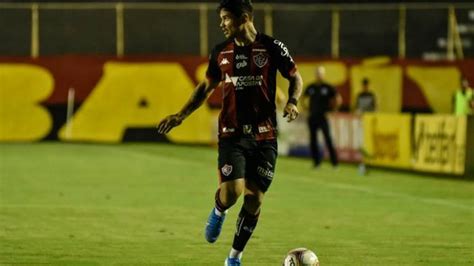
[355,77,377,114]
[302,66,341,168]
[453,76,473,116]
[354,77,377,175]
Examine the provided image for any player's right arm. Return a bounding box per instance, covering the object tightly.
[157,78,220,134]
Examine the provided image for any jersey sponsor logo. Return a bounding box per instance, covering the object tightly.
[224,74,263,90]
[252,48,267,52]
[253,53,268,68]
[273,39,294,62]
[236,60,247,69]
[236,54,248,60]
[221,164,233,176]
[219,58,230,66]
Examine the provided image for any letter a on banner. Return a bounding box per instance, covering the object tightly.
[58,62,212,143]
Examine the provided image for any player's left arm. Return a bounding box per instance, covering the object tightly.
[272,38,303,122]
[283,70,303,122]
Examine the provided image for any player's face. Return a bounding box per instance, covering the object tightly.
[219,9,242,39]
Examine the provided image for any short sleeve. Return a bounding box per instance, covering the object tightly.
[206,47,221,82]
[271,39,297,79]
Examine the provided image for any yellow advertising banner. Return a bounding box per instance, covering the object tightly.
[413,115,466,175]
[363,113,412,169]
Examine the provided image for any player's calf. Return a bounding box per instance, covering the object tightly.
[205,188,229,243]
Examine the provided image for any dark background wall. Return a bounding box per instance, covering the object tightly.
[0,2,473,58]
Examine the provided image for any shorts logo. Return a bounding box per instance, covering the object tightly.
[221,164,233,176]
[253,53,268,68]
[257,166,274,179]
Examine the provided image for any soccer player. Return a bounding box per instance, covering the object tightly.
[157,0,303,265]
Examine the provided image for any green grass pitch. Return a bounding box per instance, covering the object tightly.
[0,143,473,265]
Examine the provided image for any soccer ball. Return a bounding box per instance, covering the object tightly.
[283,247,319,266]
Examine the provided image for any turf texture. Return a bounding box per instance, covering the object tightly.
[0,143,473,265]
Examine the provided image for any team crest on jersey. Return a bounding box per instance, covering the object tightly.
[221,164,233,176]
[253,53,268,68]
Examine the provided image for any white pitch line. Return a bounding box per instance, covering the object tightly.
[322,181,474,212]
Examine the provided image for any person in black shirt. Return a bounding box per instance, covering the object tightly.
[302,66,340,168]
[157,0,303,265]
[355,78,376,114]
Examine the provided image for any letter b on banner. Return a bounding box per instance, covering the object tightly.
[0,64,53,141]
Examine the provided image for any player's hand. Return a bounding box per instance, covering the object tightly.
[283,103,299,122]
[157,113,184,134]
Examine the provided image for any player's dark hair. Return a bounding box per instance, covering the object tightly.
[218,0,253,18]
[362,77,369,85]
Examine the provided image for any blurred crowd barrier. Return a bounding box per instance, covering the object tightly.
[282,113,473,177]
[1,55,473,141]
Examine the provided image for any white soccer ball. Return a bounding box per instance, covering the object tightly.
[283,247,320,266]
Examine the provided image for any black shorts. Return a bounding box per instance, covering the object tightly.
[218,137,278,192]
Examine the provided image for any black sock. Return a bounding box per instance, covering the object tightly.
[214,188,228,213]
[232,207,260,251]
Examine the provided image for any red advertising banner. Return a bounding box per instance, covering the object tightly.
[1,55,473,142]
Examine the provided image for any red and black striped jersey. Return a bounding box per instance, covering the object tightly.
[206,32,297,141]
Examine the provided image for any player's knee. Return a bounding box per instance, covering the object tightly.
[220,187,242,207]
[243,194,263,214]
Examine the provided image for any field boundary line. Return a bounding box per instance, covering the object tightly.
[321,181,474,211]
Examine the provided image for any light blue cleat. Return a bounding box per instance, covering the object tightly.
[205,207,226,243]
[224,257,241,266]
